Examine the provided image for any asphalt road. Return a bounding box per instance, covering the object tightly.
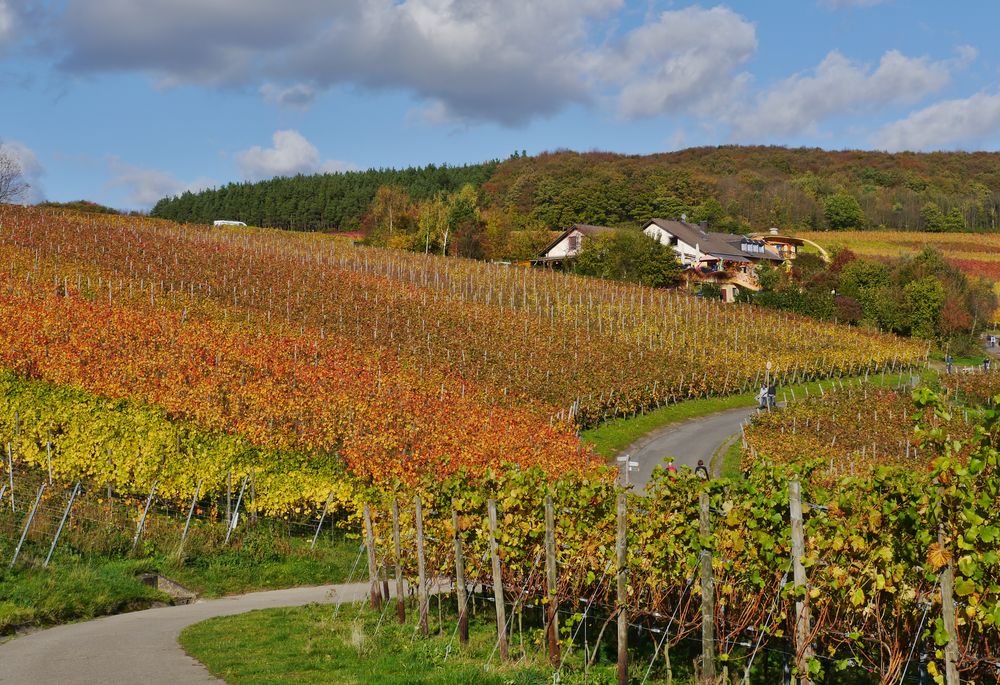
[621,405,757,489]
[0,582,372,685]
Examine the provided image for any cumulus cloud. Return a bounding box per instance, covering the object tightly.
[731,49,961,140]
[106,157,215,207]
[236,129,354,180]
[1,139,45,203]
[259,82,316,109]
[53,0,620,124]
[591,6,756,120]
[58,0,333,86]
[874,90,1000,151]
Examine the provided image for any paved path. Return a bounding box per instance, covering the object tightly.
[621,406,757,489]
[0,582,372,684]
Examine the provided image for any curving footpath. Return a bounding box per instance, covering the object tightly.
[622,406,757,489]
[0,582,372,684]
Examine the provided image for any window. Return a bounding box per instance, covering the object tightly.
[568,235,581,252]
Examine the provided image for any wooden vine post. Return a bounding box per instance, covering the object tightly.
[451,502,469,645]
[616,488,628,685]
[414,494,429,637]
[363,503,382,610]
[391,497,406,624]
[487,498,508,660]
[789,480,813,685]
[699,491,716,683]
[938,524,960,685]
[544,494,560,665]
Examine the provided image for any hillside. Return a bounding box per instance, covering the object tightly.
[151,146,1000,234]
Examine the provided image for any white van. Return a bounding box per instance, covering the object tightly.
[213,220,247,227]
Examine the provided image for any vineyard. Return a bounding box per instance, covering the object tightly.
[0,205,924,515]
[941,369,1000,408]
[1,206,986,684]
[741,383,977,479]
[319,389,1000,685]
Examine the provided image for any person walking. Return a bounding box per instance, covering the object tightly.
[767,381,777,409]
[757,384,768,410]
[946,353,953,374]
[664,457,678,480]
[694,459,710,480]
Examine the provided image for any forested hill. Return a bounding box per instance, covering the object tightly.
[149,162,498,231]
[483,147,1000,233]
[151,146,1000,233]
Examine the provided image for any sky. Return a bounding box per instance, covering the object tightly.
[2,0,1000,210]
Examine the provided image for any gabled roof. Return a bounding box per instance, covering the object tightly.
[538,223,616,257]
[644,218,784,262]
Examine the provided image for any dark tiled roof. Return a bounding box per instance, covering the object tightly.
[644,218,783,262]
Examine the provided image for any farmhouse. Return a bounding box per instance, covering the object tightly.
[642,217,783,297]
[533,224,617,267]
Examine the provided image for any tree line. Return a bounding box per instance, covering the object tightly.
[743,247,995,352]
[150,162,498,232]
[150,146,1000,238]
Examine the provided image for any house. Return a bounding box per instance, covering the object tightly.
[533,224,617,267]
[642,217,783,292]
[750,228,804,261]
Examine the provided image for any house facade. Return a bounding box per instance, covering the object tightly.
[642,217,783,291]
[534,224,617,267]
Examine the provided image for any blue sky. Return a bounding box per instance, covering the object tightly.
[2,0,1000,210]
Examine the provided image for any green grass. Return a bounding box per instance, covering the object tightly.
[0,558,168,634]
[0,526,362,635]
[582,371,916,459]
[161,536,363,598]
[714,435,744,481]
[181,600,696,685]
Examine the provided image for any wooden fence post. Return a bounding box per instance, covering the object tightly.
[789,480,813,685]
[699,491,716,683]
[487,498,508,660]
[938,525,960,685]
[415,495,429,636]
[616,489,628,685]
[545,494,560,665]
[363,503,382,610]
[392,497,406,624]
[452,502,469,645]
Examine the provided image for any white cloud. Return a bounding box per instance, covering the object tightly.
[53,0,622,125]
[106,157,215,208]
[874,90,1000,151]
[259,82,316,109]
[236,129,354,180]
[731,49,959,140]
[1,139,45,203]
[590,6,756,120]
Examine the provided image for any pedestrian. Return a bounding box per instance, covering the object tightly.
[694,459,710,480]
[665,457,678,480]
[984,358,991,372]
[946,353,953,374]
[767,381,777,409]
[756,384,768,409]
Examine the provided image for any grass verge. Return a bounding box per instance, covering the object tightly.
[180,600,698,685]
[0,529,362,635]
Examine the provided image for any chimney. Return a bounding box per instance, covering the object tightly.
[769,227,779,235]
